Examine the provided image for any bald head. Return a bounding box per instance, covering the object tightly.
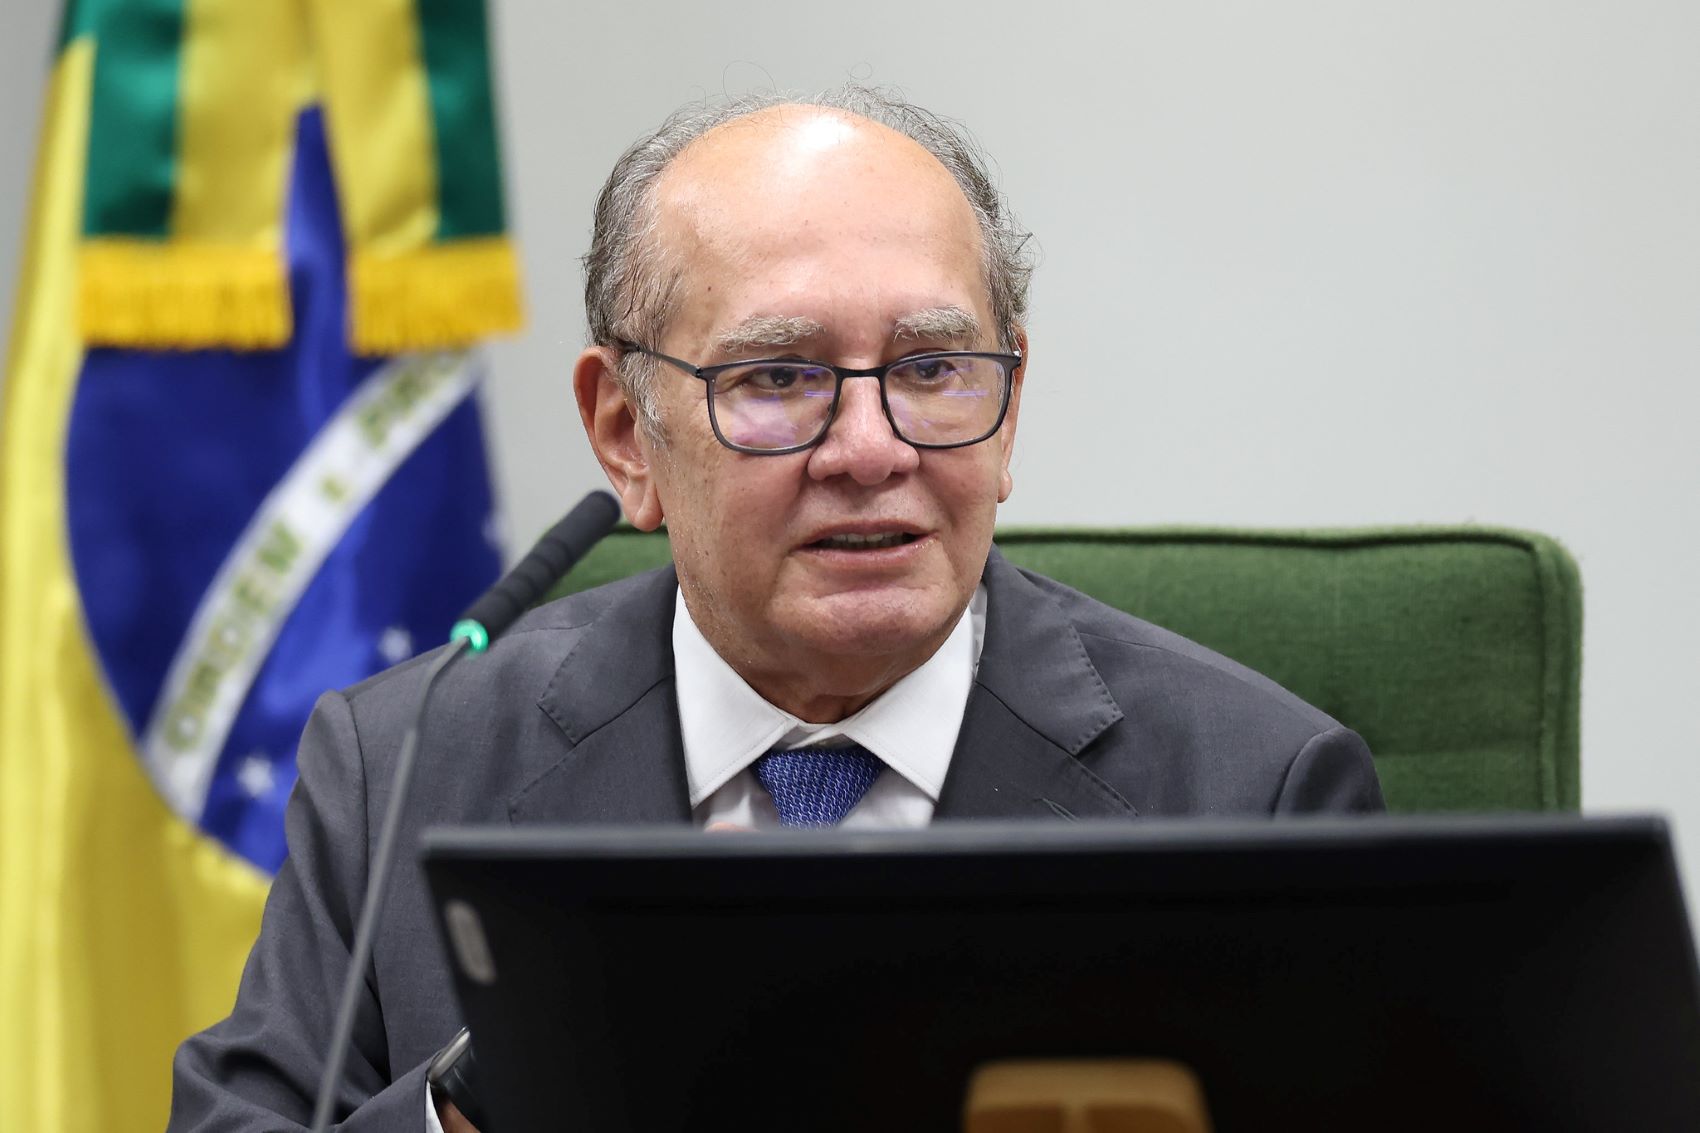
[649,107,988,360]
[581,86,1033,429]
[664,104,964,192]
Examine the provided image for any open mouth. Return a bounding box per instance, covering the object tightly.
[808,532,920,551]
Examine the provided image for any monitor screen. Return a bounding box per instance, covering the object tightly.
[423,815,1700,1132]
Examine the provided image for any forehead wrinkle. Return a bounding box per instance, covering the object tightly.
[713,314,826,355]
[892,305,981,343]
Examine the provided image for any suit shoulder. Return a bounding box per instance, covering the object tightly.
[338,566,671,712]
[1014,566,1341,733]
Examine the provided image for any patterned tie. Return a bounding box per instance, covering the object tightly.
[752,744,884,827]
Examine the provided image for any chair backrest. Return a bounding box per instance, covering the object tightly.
[551,526,1582,813]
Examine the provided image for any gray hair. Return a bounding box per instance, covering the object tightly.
[582,84,1034,434]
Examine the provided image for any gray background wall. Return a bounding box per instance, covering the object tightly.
[4,3,1697,904]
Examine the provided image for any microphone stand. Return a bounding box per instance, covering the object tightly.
[309,637,468,1132]
[308,489,621,1133]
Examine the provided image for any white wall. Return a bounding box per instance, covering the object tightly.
[4,3,1697,904]
[0,3,53,363]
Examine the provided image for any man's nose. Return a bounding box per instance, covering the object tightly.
[806,376,920,485]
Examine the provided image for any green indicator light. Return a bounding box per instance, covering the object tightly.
[450,619,490,653]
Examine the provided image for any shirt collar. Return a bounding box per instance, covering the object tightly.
[672,585,986,807]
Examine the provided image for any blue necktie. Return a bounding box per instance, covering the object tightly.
[752,744,883,827]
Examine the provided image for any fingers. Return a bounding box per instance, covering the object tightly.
[438,1098,481,1133]
[705,821,755,833]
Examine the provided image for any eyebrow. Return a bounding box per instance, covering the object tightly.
[710,305,983,357]
[892,305,981,345]
[713,315,825,356]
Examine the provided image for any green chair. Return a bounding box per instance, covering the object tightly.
[551,526,1582,813]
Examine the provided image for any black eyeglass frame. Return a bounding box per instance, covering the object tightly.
[616,341,1022,456]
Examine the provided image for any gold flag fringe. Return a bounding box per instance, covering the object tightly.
[347,237,523,357]
[79,240,292,351]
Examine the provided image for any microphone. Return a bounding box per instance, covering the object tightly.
[309,490,623,1133]
[452,489,623,649]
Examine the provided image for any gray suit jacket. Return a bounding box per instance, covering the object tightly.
[168,548,1383,1130]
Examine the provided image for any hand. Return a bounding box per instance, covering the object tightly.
[706,821,755,833]
[437,1096,481,1133]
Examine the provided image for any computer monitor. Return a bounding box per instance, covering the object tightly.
[422,815,1700,1132]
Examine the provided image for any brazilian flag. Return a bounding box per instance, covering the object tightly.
[0,2,519,1128]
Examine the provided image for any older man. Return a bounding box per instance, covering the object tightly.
[169,87,1382,1131]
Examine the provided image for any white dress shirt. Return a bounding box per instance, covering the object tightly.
[676,584,986,830]
[426,585,987,1130]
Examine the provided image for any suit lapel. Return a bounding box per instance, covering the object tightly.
[935,549,1136,821]
[508,568,693,826]
[505,549,1133,825]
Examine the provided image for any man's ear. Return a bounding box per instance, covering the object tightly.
[573,346,665,531]
[997,328,1027,504]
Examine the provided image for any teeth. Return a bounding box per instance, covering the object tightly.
[819,532,910,550]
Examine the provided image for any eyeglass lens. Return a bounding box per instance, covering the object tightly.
[709,355,1009,451]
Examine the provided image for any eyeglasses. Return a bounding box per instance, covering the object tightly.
[617,342,1020,455]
